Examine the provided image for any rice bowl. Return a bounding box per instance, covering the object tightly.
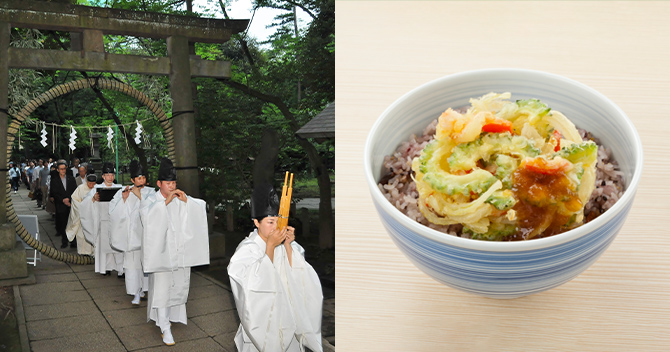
[364,68,643,298]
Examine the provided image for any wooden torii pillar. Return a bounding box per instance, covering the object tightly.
[0,22,10,225]
[0,1,248,225]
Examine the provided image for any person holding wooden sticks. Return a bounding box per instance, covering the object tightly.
[228,176,323,352]
[277,172,294,229]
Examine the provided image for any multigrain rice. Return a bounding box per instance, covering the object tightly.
[378,119,625,239]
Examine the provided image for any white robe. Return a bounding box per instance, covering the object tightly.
[65,183,94,256]
[109,186,154,295]
[228,230,323,352]
[139,190,209,325]
[80,183,125,274]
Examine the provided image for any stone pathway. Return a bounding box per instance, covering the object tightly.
[9,187,335,352]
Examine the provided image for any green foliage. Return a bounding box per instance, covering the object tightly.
[84,0,193,15]
[194,77,264,201]
[8,29,45,116]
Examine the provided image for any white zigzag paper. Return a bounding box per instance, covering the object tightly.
[134,120,142,145]
[107,126,114,150]
[40,123,48,147]
[69,126,77,151]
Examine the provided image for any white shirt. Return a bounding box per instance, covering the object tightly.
[32,166,42,180]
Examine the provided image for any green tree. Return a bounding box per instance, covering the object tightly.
[213,0,335,248]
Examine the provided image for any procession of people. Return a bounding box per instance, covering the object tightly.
[9,155,324,350]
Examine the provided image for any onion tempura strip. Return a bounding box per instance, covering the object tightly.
[417,179,503,232]
[544,111,582,143]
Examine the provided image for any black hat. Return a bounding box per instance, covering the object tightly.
[157,157,177,181]
[129,160,144,179]
[102,162,115,174]
[251,182,280,220]
[85,164,96,182]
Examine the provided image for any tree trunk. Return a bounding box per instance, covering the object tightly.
[302,137,334,248]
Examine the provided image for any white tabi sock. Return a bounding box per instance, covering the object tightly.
[131,290,141,305]
[161,326,175,346]
[157,308,175,345]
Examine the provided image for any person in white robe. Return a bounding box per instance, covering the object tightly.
[228,183,323,352]
[80,162,125,276]
[140,157,209,346]
[65,171,96,256]
[109,160,152,305]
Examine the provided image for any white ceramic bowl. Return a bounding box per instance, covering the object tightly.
[364,68,643,299]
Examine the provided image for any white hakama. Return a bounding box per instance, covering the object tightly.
[65,183,94,256]
[109,187,153,295]
[228,230,324,352]
[120,250,148,295]
[140,190,209,329]
[147,268,190,327]
[80,183,125,274]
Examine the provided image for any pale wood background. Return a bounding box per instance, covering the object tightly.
[335,1,670,351]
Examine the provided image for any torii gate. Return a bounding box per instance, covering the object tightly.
[0,1,247,268]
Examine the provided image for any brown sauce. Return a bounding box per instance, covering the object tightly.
[505,164,582,241]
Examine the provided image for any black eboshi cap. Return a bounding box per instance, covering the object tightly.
[157,157,177,181]
[250,182,280,220]
[102,162,115,175]
[129,160,145,179]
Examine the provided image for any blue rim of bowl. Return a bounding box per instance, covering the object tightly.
[364,68,643,253]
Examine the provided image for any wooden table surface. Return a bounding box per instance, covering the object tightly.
[335,2,670,350]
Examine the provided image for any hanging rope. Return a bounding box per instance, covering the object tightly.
[25,116,155,130]
[23,109,185,130]
[89,127,94,155]
[21,106,187,154]
[122,125,130,152]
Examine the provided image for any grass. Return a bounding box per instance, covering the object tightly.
[292,173,335,198]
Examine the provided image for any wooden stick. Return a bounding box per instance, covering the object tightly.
[287,173,293,214]
[277,171,293,229]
